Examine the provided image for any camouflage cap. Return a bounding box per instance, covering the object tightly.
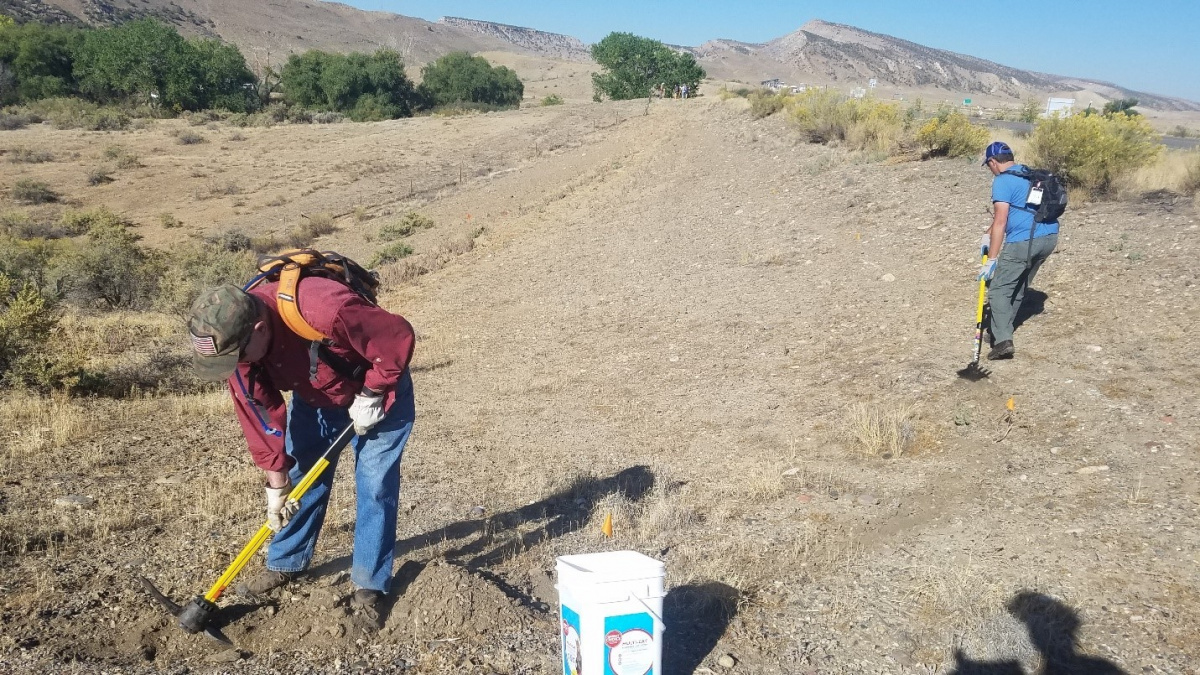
[188,285,259,381]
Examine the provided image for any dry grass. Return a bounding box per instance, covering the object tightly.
[842,401,921,457]
[1120,149,1200,195]
[0,394,100,468]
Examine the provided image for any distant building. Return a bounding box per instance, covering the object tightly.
[761,78,785,91]
[1045,97,1075,117]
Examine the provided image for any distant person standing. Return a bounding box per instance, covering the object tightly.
[980,141,1060,360]
[682,83,690,99]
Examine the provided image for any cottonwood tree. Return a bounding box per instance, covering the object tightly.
[590,32,704,101]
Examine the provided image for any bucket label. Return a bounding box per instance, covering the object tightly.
[562,604,581,675]
[604,612,655,675]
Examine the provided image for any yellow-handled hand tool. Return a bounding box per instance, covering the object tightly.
[140,424,356,645]
[957,252,992,381]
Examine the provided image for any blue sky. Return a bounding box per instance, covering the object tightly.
[344,1,1199,102]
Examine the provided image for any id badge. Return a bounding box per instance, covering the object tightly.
[1027,187,1044,206]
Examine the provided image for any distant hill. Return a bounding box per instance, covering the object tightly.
[439,17,590,62]
[694,20,1199,112]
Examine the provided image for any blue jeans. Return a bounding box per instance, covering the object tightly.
[266,371,414,592]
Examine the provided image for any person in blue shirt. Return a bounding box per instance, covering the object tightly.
[980,141,1059,360]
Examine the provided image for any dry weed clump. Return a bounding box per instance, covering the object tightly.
[286,212,336,247]
[7,147,54,164]
[86,166,114,186]
[9,178,59,204]
[1181,151,1200,196]
[843,401,921,457]
[176,129,206,145]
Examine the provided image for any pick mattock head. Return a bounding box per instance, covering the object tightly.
[957,361,991,381]
[139,577,234,646]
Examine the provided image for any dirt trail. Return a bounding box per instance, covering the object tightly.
[2,97,1198,673]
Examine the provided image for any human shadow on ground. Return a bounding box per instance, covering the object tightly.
[310,465,656,584]
[1013,290,1048,331]
[663,582,740,675]
[948,591,1127,675]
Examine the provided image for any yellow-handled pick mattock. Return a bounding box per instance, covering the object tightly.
[958,251,992,380]
[141,424,356,644]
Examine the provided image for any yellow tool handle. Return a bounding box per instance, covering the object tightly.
[203,425,355,602]
[975,253,989,324]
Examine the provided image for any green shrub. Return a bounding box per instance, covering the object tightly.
[159,212,182,228]
[7,147,53,163]
[915,111,990,158]
[419,52,524,109]
[155,242,257,317]
[60,217,166,309]
[280,48,416,118]
[1028,112,1162,194]
[748,90,785,119]
[58,208,125,237]
[541,94,564,106]
[10,179,58,204]
[377,212,434,240]
[1019,98,1042,124]
[369,242,413,267]
[0,276,87,392]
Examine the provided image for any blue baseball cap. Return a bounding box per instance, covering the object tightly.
[982,141,1012,165]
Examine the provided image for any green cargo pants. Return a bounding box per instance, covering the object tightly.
[987,233,1058,344]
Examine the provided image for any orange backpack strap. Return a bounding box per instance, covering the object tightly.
[276,263,328,343]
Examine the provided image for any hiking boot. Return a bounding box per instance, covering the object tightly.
[987,340,1015,361]
[234,570,296,598]
[350,589,386,632]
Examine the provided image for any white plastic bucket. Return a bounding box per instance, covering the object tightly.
[556,551,666,675]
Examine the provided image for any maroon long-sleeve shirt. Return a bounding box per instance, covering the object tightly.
[228,277,415,472]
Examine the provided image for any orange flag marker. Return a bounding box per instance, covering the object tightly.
[601,513,613,538]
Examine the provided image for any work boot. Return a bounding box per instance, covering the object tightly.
[234,570,296,598]
[350,589,386,632]
[987,340,1015,360]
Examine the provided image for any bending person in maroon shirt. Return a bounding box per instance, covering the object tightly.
[189,280,415,630]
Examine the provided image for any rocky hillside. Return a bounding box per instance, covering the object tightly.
[439,17,590,62]
[10,0,523,65]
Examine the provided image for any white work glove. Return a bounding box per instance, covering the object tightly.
[978,258,998,281]
[265,482,299,532]
[349,389,386,436]
[979,232,991,258]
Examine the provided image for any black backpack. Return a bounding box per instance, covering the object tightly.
[1004,167,1067,224]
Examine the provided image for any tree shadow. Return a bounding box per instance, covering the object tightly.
[1013,289,1048,331]
[309,465,656,583]
[948,591,1127,675]
[662,582,740,675]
